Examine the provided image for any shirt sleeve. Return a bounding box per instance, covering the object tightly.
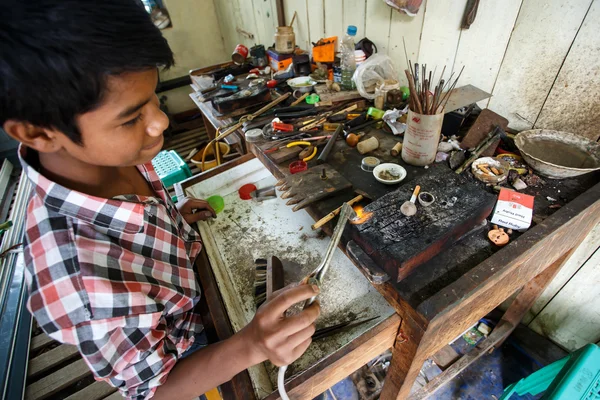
[57,312,179,400]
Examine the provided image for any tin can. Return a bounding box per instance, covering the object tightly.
[232,44,249,65]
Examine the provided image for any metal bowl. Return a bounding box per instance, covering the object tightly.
[514,129,600,179]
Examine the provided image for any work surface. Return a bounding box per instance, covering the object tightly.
[186,159,394,397]
[250,128,600,318]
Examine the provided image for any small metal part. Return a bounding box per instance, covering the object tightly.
[320,168,327,180]
[250,186,276,202]
[361,157,381,172]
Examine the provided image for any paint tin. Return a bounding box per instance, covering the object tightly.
[274,26,295,54]
[232,44,249,65]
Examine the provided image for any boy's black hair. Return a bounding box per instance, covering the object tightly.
[0,0,174,144]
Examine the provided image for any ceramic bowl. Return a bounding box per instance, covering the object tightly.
[373,163,407,185]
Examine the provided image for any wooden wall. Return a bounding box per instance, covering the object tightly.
[214,0,599,141]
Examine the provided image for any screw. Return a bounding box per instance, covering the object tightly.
[320,168,327,180]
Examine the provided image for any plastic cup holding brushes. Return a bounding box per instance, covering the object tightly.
[277,203,357,400]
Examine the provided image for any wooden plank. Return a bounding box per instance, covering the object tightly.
[387,5,426,86]
[264,314,401,400]
[534,0,600,141]
[523,223,600,324]
[529,246,600,351]
[343,0,367,37]
[407,321,514,400]
[64,380,117,400]
[365,0,393,55]
[306,0,325,45]
[324,0,344,50]
[431,345,460,370]
[102,392,123,400]
[379,310,426,400]
[194,250,257,400]
[252,0,278,47]
[25,358,92,400]
[418,0,468,74]
[213,0,238,52]
[28,344,80,378]
[283,0,310,50]
[487,0,592,131]
[30,333,55,353]
[452,0,522,93]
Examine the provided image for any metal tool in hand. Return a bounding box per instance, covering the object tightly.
[277,203,356,400]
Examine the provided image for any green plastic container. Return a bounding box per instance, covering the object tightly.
[206,195,225,214]
[500,343,600,400]
[152,150,192,188]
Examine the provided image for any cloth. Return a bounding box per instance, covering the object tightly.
[20,145,204,400]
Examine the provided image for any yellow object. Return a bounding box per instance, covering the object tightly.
[286,141,311,148]
[323,123,340,131]
[190,142,230,171]
[204,388,222,400]
[303,146,318,161]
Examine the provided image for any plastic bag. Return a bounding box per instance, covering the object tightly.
[352,54,398,100]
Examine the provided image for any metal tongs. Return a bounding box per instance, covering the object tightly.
[278,203,356,400]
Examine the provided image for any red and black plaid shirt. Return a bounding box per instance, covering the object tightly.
[20,146,204,399]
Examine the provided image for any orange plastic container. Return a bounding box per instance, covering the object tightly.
[312,36,337,63]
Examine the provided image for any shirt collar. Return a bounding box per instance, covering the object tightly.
[18,145,161,234]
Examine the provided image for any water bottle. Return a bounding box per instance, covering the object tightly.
[340,25,357,91]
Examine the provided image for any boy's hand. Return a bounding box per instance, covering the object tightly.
[176,197,216,224]
[242,284,321,367]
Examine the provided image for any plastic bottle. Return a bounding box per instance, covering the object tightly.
[340,25,357,91]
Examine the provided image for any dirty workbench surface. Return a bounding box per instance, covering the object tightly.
[249,127,600,315]
[187,163,394,397]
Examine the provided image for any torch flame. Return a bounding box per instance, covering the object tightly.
[350,204,373,225]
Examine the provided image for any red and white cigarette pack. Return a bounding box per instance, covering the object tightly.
[490,189,535,231]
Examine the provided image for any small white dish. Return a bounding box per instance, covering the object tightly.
[373,163,407,185]
[287,77,317,93]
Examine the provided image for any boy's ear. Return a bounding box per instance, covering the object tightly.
[3,120,63,153]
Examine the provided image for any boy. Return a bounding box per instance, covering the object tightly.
[0,1,320,399]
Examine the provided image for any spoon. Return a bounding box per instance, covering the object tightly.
[401,185,421,216]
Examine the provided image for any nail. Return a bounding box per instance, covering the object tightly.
[311,284,319,293]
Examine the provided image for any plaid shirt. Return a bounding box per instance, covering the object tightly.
[20,146,204,399]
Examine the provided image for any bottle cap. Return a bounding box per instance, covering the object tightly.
[361,157,380,172]
[347,25,357,36]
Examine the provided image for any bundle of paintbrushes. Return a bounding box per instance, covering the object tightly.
[403,63,464,115]
[401,39,465,115]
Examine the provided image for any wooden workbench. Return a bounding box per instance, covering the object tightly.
[181,99,600,399]
[188,91,247,156]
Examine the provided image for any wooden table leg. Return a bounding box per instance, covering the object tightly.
[379,315,427,400]
[201,113,217,141]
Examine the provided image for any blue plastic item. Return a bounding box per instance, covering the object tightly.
[151,150,192,188]
[347,25,357,36]
[500,343,600,400]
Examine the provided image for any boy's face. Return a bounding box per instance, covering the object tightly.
[55,69,168,166]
